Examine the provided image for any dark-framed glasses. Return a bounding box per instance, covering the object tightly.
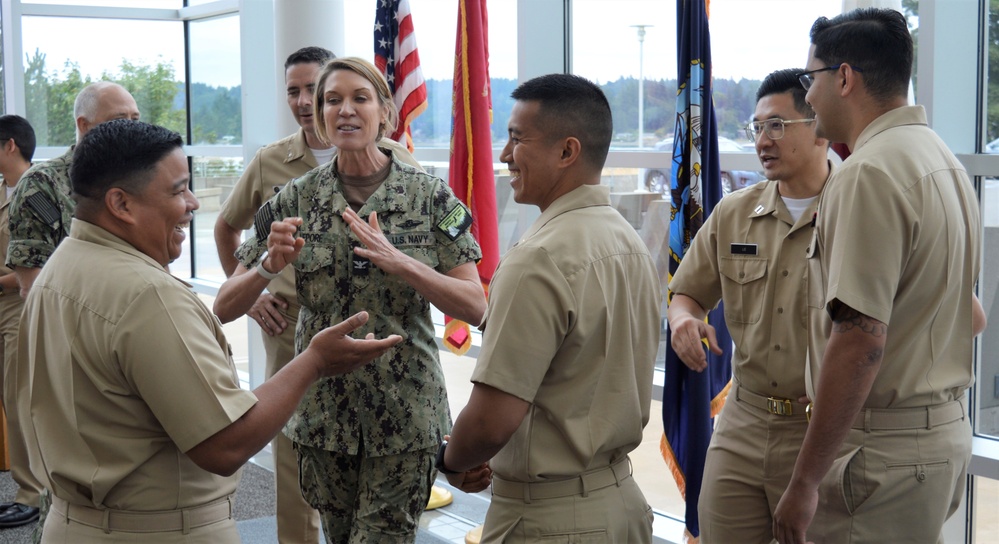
[745,118,815,141]
[797,63,864,90]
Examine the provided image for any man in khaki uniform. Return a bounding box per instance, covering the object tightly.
[773,8,982,543]
[0,115,39,530]
[18,119,401,543]
[214,46,421,544]
[667,68,830,543]
[439,74,661,543]
[4,82,140,534]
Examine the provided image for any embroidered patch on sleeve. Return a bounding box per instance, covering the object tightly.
[253,202,276,240]
[436,204,472,241]
[25,193,61,227]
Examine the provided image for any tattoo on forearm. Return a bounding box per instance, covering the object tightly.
[831,303,886,366]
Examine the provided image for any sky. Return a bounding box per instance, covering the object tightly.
[18,0,847,89]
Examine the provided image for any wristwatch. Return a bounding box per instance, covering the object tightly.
[434,440,460,475]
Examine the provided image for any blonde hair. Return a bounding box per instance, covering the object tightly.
[313,57,399,146]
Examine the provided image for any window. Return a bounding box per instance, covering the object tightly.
[21,16,184,146]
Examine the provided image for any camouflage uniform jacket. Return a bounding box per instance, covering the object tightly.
[236,156,482,456]
[6,147,75,269]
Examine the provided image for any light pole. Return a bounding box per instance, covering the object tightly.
[631,25,652,148]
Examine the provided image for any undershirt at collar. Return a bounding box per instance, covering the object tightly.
[781,195,817,223]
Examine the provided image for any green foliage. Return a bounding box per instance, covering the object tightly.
[413,76,761,148]
[21,53,240,147]
[988,0,999,143]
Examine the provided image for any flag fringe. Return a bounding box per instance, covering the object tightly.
[659,433,687,501]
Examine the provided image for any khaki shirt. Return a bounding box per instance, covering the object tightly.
[6,147,75,269]
[235,157,481,456]
[670,177,823,400]
[471,185,661,481]
[19,219,258,510]
[806,106,981,408]
[219,129,422,312]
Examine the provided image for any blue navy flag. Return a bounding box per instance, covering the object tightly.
[661,0,733,540]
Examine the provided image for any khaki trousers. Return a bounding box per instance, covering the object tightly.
[481,463,652,544]
[0,295,43,508]
[809,405,971,544]
[698,385,809,544]
[262,308,321,544]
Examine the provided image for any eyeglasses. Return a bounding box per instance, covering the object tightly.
[797,63,864,90]
[745,118,815,141]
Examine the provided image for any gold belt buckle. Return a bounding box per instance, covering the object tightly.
[767,397,793,416]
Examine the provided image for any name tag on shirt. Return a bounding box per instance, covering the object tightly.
[731,243,758,255]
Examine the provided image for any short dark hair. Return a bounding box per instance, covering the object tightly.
[810,7,912,102]
[0,115,36,162]
[757,68,814,117]
[511,74,612,170]
[285,46,335,70]
[72,119,184,201]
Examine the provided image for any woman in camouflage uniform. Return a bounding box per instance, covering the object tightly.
[218,57,485,543]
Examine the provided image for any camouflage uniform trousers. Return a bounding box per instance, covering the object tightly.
[297,443,436,544]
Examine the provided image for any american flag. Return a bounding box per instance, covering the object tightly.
[374,0,428,147]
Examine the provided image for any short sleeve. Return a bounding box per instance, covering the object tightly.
[820,163,913,323]
[668,202,726,310]
[114,284,257,452]
[219,149,266,231]
[6,171,62,268]
[429,179,482,273]
[235,180,302,269]
[471,246,572,402]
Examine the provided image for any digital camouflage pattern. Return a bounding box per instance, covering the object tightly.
[236,157,481,456]
[297,443,435,542]
[6,148,75,269]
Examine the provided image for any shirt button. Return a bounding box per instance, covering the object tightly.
[777,307,784,314]
[775,344,781,351]
[771,381,778,387]
[782,270,789,277]
[739,272,745,278]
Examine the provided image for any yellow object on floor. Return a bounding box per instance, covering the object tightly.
[465,524,482,544]
[425,485,453,510]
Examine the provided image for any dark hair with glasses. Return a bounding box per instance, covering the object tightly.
[747,68,817,142]
[0,114,36,163]
[808,7,912,102]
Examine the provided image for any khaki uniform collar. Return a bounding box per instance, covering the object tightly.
[285,128,319,169]
[854,105,926,152]
[69,218,190,286]
[523,184,610,241]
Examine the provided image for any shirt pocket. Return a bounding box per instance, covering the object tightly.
[806,228,825,311]
[719,256,767,324]
[293,240,336,307]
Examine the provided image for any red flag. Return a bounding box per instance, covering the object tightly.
[444,0,500,355]
[374,0,428,150]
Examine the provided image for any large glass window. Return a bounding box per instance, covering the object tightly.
[20,16,184,145]
[981,0,999,444]
[188,13,241,281]
[21,0,180,6]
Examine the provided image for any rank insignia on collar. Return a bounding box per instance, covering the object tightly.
[436,204,472,241]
